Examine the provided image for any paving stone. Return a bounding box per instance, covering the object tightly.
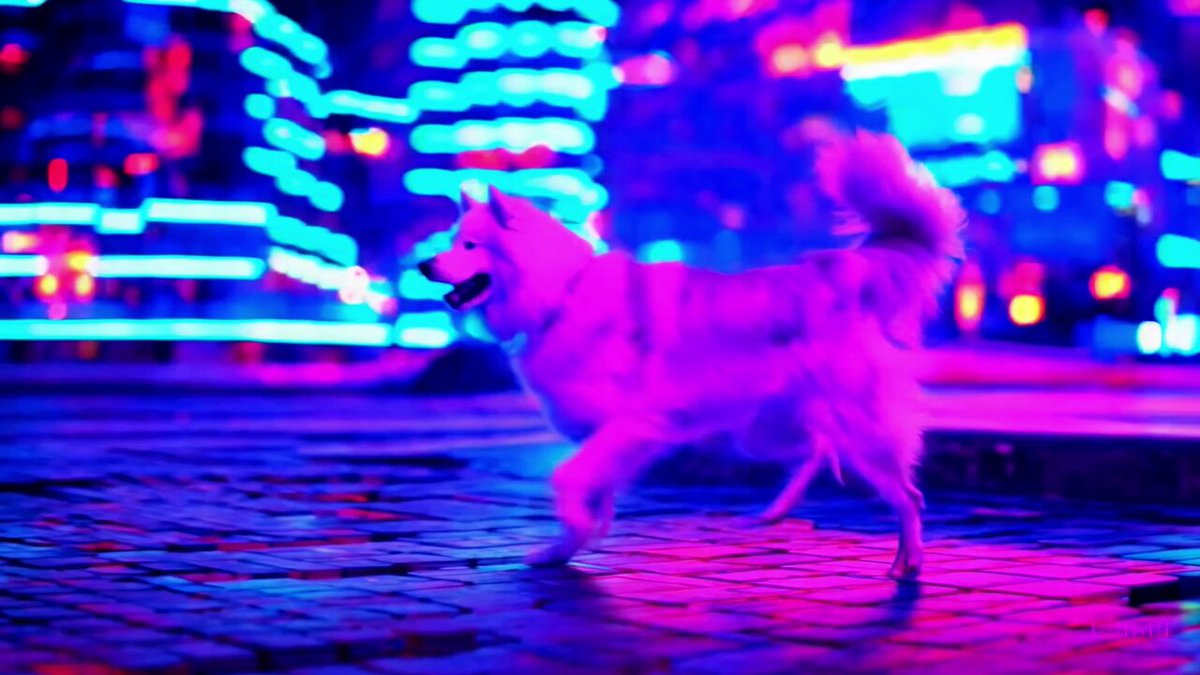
[2,392,1200,673]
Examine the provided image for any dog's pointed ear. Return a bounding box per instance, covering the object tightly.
[487,185,515,229]
[459,187,481,212]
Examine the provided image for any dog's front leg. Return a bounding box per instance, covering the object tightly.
[525,420,666,567]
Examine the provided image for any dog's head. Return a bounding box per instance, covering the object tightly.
[418,186,595,336]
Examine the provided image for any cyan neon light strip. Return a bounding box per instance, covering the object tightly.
[1162,150,1200,181]
[276,170,317,197]
[97,210,145,235]
[0,319,392,346]
[263,118,325,161]
[404,168,608,222]
[411,118,595,154]
[145,199,276,225]
[242,146,297,177]
[1157,234,1200,269]
[253,8,327,65]
[239,47,329,117]
[309,181,344,212]
[0,200,351,265]
[921,152,1017,187]
[324,91,418,124]
[394,311,457,349]
[411,21,606,69]
[90,256,267,280]
[0,0,48,6]
[240,148,339,212]
[0,200,273,228]
[0,203,100,226]
[269,71,328,115]
[240,46,292,79]
[638,239,685,263]
[269,217,357,266]
[0,255,47,277]
[408,65,617,120]
[268,247,349,290]
[412,0,620,28]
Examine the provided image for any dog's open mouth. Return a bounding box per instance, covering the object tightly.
[445,273,492,309]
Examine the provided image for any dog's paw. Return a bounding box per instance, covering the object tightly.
[524,539,579,567]
[887,545,924,580]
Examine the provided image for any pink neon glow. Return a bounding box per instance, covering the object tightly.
[617,53,676,86]
[1168,0,1200,16]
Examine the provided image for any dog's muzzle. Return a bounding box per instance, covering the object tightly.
[417,259,492,309]
[443,273,491,309]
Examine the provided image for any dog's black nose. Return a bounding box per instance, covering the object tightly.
[417,259,434,278]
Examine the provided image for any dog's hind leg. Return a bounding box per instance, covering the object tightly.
[849,450,924,579]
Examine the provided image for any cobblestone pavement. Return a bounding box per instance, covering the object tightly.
[1,393,1199,674]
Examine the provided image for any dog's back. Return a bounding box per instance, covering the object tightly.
[515,131,964,575]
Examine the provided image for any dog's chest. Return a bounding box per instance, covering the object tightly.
[515,322,644,441]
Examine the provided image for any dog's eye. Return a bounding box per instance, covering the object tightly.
[463,242,477,250]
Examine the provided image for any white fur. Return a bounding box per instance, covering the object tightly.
[420,132,965,578]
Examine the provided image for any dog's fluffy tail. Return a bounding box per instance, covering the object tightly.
[817,130,966,313]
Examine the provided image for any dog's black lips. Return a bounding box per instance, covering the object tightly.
[445,273,491,309]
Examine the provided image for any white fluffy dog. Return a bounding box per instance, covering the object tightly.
[418,131,964,578]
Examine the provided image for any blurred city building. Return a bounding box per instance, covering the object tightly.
[0,0,1198,363]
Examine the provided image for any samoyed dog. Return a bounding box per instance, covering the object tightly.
[418,131,964,578]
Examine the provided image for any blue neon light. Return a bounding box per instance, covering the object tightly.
[268,217,357,266]
[408,66,617,120]
[268,247,349,290]
[0,201,349,264]
[638,239,685,263]
[0,319,392,346]
[1162,150,1200,182]
[1136,321,1162,354]
[91,256,267,280]
[394,312,457,349]
[240,46,291,79]
[145,199,276,225]
[0,203,100,226]
[324,91,418,124]
[844,31,1026,150]
[412,0,620,27]
[242,146,297,177]
[411,21,606,69]
[0,255,47,277]
[403,168,608,222]
[921,151,1016,188]
[98,210,145,235]
[310,182,344,212]
[244,93,277,120]
[1105,181,1135,210]
[411,118,595,154]
[1157,234,1200,269]
[263,118,325,161]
